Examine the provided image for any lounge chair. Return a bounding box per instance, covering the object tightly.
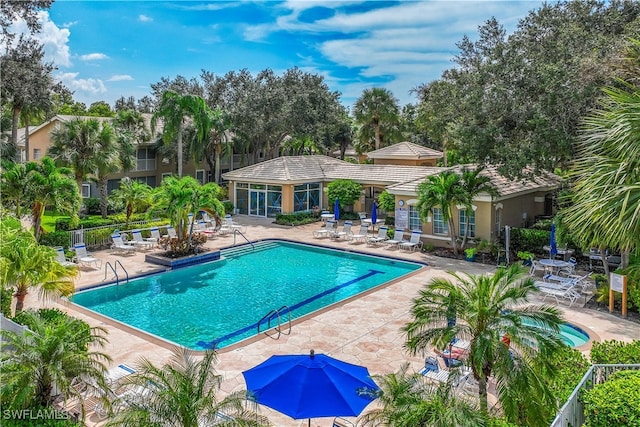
[131,230,155,250]
[332,220,353,240]
[332,416,355,427]
[195,221,216,239]
[147,227,162,245]
[313,220,336,238]
[367,226,389,246]
[54,246,77,267]
[349,224,370,244]
[399,230,423,252]
[73,243,101,269]
[420,355,470,387]
[166,226,177,239]
[534,280,581,307]
[111,234,136,254]
[383,229,405,249]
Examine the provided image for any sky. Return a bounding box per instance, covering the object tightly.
[21,0,547,110]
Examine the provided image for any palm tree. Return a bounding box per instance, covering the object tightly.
[49,117,104,193]
[189,105,231,184]
[0,162,29,217]
[24,157,80,241]
[459,167,497,248]
[0,218,77,313]
[353,88,401,150]
[359,363,485,427]
[416,171,466,255]
[109,177,152,228]
[403,264,564,424]
[107,346,270,427]
[0,310,111,413]
[152,91,210,178]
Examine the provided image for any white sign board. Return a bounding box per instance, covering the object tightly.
[395,208,409,230]
[610,273,625,293]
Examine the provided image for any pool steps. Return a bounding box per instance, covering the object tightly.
[221,241,279,258]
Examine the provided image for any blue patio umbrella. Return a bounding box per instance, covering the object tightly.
[242,350,379,426]
[371,201,377,225]
[334,198,340,221]
[550,223,558,258]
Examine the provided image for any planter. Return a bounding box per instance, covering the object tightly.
[145,250,221,269]
[522,259,533,267]
[465,254,476,262]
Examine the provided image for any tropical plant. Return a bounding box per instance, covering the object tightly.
[0,161,29,217]
[582,370,640,427]
[109,177,152,228]
[359,362,486,427]
[459,167,497,248]
[403,264,565,425]
[0,216,76,313]
[188,105,231,184]
[377,190,396,213]
[0,310,110,415]
[353,87,401,151]
[106,346,270,427]
[326,179,362,212]
[416,170,466,255]
[23,157,80,241]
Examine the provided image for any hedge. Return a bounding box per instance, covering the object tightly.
[39,231,71,249]
[508,227,550,254]
[590,340,640,364]
[583,370,640,427]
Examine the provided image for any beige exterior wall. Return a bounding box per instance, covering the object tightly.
[32,121,59,161]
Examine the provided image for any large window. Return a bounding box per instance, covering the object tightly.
[293,183,320,212]
[459,209,476,238]
[135,176,156,187]
[267,185,282,217]
[433,208,449,235]
[408,205,422,231]
[136,148,156,171]
[235,183,249,215]
[195,169,205,184]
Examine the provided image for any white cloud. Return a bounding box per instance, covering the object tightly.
[34,11,73,67]
[138,14,153,23]
[108,74,134,82]
[56,72,107,95]
[80,53,109,61]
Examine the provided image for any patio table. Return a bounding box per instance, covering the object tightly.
[539,259,571,274]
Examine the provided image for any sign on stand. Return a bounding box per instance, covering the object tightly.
[395,208,408,230]
[609,273,628,316]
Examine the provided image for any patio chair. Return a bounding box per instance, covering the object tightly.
[166,226,177,239]
[349,224,370,244]
[313,220,336,238]
[534,281,581,307]
[383,229,405,249]
[399,230,423,252]
[367,226,389,246]
[333,416,355,427]
[332,220,353,240]
[73,243,101,269]
[529,260,547,278]
[110,234,136,255]
[131,230,155,250]
[147,227,162,245]
[54,246,77,267]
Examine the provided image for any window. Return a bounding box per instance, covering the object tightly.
[293,183,320,212]
[81,184,90,198]
[267,185,282,218]
[459,209,476,238]
[409,205,422,231]
[433,208,449,235]
[495,207,503,237]
[195,170,205,184]
[136,148,156,171]
[134,176,156,187]
[33,148,41,160]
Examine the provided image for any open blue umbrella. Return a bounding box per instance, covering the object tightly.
[334,198,340,221]
[550,223,558,259]
[371,201,377,225]
[243,350,379,426]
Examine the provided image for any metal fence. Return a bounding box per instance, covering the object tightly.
[67,219,169,249]
[550,363,640,427]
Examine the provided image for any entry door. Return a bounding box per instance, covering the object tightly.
[249,190,266,216]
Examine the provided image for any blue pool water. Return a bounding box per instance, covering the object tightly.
[558,323,590,347]
[72,240,423,350]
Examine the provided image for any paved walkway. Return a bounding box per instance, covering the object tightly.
[24,216,640,427]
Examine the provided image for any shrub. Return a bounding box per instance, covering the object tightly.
[82,197,101,215]
[583,370,640,427]
[1,287,13,317]
[38,231,70,249]
[222,200,234,215]
[326,179,362,209]
[545,346,590,403]
[509,227,550,254]
[158,233,208,257]
[590,340,640,364]
[377,190,396,212]
[275,211,317,226]
[13,308,92,350]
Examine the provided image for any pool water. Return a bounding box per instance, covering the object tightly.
[558,323,590,347]
[72,240,422,350]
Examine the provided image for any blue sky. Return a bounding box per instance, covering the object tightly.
[24,1,546,110]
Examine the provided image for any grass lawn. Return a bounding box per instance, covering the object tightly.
[41,212,67,233]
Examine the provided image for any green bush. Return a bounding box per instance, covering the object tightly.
[1,287,13,317]
[590,340,640,364]
[83,197,101,215]
[222,201,234,215]
[583,370,640,427]
[13,308,92,350]
[326,179,362,210]
[38,231,70,249]
[54,217,79,231]
[509,227,550,254]
[275,211,317,226]
[545,346,590,403]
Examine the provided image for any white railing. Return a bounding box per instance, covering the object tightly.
[67,219,168,249]
[550,364,640,427]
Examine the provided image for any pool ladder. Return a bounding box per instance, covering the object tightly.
[104,260,129,285]
[257,305,292,339]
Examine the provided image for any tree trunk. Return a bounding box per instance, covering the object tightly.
[11,106,21,146]
[177,124,183,178]
[214,145,221,184]
[14,287,27,313]
[478,376,489,414]
[32,202,44,241]
[374,122,381,150]
[76,172,84,197]
[99,177,109,219]
[600,248,609,277]
[448,217,458,255]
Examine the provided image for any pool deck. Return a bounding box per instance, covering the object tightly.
[24,216,640,427]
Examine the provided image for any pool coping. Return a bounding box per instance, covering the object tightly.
[66,238,431,354]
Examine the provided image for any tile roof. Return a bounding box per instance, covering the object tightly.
[366,141,443,160]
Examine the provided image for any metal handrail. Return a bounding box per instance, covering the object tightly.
[257,306,292,339]
[103,260,129,285]
[233,229,254,250]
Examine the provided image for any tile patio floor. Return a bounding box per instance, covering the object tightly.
[24,216,640,427]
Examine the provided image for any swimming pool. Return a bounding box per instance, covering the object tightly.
[72,240,423,350]
[558,323,590,347]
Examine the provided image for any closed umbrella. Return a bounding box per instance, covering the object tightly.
[550,223,557,259]
[243,350,379,426]
[334,198,340,221]
[371,201,377,225]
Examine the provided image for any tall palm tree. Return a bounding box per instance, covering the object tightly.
[152,91,210,178]
[459,167,497,248]
[109,177,152,228]
[359,363,485,427]
[24,157,80,241]
[416,171,466,255]
[49,117,104,193]
[0,162,29,217]
[0,310,111,413]
[353,88,401,150]
[403,264,564,424]
[107,346,270,427]
[0,218,77,313]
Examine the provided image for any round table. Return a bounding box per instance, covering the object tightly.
[320,213,334,225]
[539,259,571,273]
